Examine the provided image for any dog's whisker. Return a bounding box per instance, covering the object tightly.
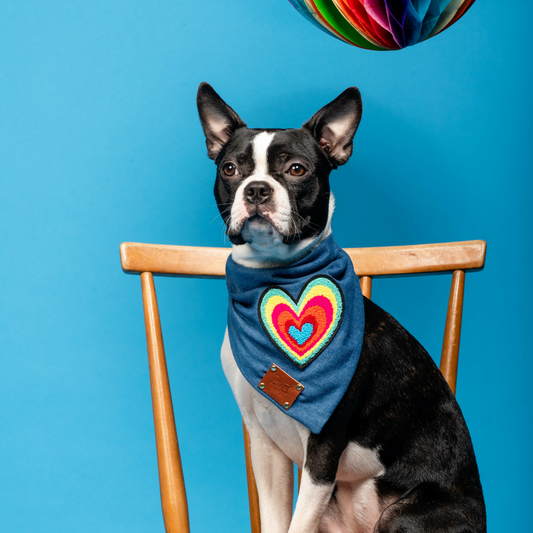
[195,83,486,533]
[209,207,232,226]
[195,178,214,188]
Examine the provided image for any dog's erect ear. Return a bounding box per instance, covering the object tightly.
[302,87,362,167]
[197,82,247,161]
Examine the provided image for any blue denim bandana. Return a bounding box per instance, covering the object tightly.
[226,235,364,434]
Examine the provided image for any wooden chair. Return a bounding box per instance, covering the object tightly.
[120,239,486,533]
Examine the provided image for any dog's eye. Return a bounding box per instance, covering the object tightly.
[222,163,237,177]
[288,164,306,177]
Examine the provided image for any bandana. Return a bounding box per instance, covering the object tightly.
[225,235,364,434]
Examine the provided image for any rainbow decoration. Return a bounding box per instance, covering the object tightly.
[259,276,344,368]
[288,0,477,50]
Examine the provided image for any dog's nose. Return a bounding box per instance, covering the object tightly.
[244,181,273,205]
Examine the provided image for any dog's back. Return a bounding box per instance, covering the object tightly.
[305,297,486,532]
[198,82,486,532]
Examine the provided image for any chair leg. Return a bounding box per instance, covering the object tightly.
[440,270,465,396]
[141,272,190,533]
[243,421,261,533]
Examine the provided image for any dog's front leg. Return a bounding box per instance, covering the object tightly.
[288,469,334,533]
[248,424,294,533]
[288,436,342,533]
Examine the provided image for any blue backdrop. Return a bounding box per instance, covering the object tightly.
[0,1,531,531]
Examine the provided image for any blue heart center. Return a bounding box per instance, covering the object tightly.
[289,323,313,345]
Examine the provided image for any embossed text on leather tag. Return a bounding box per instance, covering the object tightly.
[257,364,304,410]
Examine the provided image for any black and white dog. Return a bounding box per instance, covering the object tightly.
[197,83,486,533]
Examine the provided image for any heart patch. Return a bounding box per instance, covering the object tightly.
[259,276,344,368]
[289,323,313,345]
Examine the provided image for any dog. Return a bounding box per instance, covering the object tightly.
[196,82,486,533]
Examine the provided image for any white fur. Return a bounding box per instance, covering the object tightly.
[232,193,335,268]
[326,116,353,139]
[290,469,335,533]
[222,140,385,532]
[251,130,273,175]
[228,132,293,238]
[221,331,386,533]
[210,118,232,140]
[229,130,337,267]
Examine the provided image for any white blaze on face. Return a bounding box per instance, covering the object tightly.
[228,131,292,237]
[251,130,272,176]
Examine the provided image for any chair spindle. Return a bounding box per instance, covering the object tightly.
[360,276,372,299]
[440,269,465,396]
[242,422,261,533]
[121,240,486,531]
[141,272,190,533]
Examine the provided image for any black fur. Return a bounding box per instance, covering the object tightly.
[196,82,246,160]
[212,125,335,243]
[197,83,486,532]
[197,83,362,244]
[307,298,486,532]
[303,86,363,167]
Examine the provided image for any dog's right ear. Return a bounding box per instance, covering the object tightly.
[197,83,247,161]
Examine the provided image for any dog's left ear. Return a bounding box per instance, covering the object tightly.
[303,87,362,167]
[197,82,247,161]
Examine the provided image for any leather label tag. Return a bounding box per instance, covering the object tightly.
[257,364,304,410]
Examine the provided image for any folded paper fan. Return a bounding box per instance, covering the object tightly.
[288,0,477,50]
[289,0,345,42]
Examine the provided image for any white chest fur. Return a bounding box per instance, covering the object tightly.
[221,329,310,468]
[221,330,386,533]
[220,329,385,482]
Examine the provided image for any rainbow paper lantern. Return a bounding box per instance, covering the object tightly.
[288,0,477,50]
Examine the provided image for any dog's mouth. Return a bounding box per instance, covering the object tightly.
[244,214,272,230]
[229,212,301,246]
[228,205,276,233]
[240,214,279,244]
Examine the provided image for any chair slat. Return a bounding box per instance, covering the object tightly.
[124,239,486,532]
[121,240,486,278]
[141,272,190,533]
[122,243,229,277]
[439,270,465,395]
[346,240,486,276]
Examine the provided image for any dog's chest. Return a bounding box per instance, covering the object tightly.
[221,329,385,484]
[221,330,309,467]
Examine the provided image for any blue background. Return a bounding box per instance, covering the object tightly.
[0,1,531,531]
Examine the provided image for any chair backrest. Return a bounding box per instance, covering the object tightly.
[120,239,486,533]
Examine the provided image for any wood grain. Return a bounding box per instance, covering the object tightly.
[125,239,487,530]
[121,240,486,278]
[440,270,465,395]
[141,272,190,533]
[345,240,486,277]
[242,422,261,533]
[359,276,372,299]
[121,242,230,278]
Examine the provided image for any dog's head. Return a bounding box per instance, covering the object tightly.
[197,83,362,265]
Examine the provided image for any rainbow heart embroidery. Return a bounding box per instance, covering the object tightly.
[289,323,313,345]
[259,276,344,368]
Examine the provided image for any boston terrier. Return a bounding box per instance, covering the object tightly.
[196,82,486,533]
